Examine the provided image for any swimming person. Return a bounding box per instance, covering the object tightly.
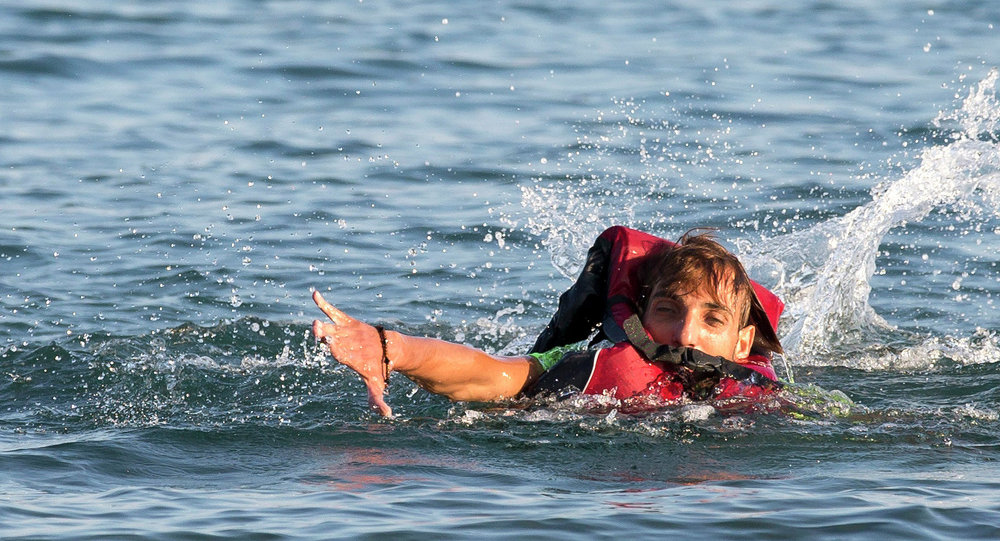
[312,226,784,416]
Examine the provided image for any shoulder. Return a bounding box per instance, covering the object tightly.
[522,348,597,398]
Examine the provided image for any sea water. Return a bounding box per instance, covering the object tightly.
[2,1,1000,539]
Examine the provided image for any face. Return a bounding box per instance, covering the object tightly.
[642,282,756,362]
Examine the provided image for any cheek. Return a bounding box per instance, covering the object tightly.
[706,328,742,357]
[644,324,672,345]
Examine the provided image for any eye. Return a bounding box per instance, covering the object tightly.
[652,299,679,315]
[704,312,728,327]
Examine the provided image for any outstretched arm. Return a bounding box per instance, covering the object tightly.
[312,291,543,416]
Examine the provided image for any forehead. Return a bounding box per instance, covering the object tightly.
[657,282,738,311]
[655,268,741,305]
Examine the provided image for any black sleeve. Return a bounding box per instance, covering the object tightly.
[529,235,613,354]
[521,350,596,399]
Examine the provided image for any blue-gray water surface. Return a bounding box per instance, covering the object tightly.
[3,1,1000,539]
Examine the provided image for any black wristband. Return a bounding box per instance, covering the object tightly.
[374,325,390,382]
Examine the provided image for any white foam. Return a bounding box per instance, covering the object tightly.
[679,404,716,422]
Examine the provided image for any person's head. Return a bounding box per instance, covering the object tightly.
[636,230,782,362]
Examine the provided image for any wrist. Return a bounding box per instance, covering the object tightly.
[382,329,410,373]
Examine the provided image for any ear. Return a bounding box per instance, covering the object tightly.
[733,325,756,362]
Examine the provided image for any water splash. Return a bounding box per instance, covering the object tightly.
[749,69,1000,363]
[509,97,746,279]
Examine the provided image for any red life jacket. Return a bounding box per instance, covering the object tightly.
[583,340,778,402]
[527,226,784,403]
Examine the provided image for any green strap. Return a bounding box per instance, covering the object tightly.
[528,344,579,371]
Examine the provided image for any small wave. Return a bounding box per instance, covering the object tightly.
[0,54,118,79]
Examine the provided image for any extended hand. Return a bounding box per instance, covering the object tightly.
[312,290,393,417]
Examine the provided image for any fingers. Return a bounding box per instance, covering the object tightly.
[367,384,394,417]
[312,290,356,325]
[312,319,329,341]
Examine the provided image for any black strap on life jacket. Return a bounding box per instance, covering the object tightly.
[622,314,782,399]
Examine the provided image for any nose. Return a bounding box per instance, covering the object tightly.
[664,313,698,348]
